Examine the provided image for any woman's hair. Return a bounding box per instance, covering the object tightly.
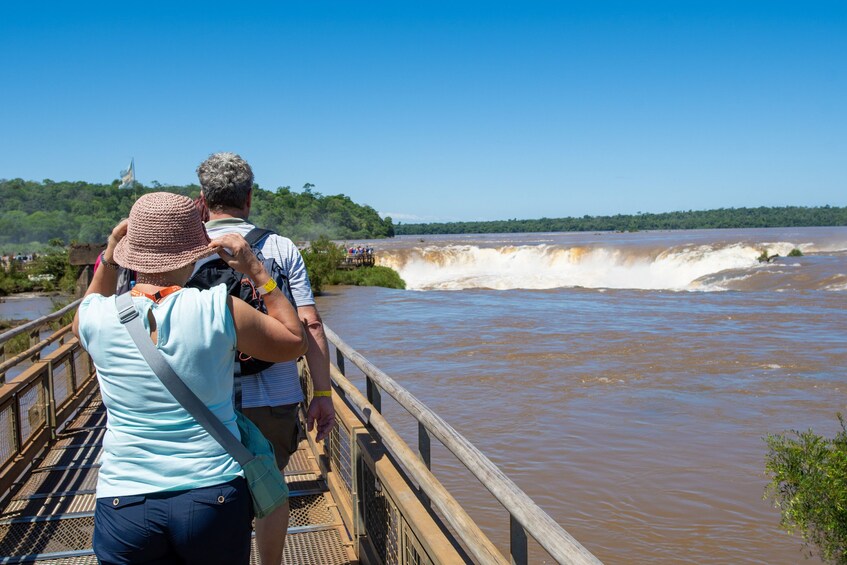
[196,152,254,210]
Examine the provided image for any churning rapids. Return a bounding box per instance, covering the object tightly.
[374,228,847,292]
[319,226,846,564]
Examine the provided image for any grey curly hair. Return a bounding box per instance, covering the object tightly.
[196,152,254,210]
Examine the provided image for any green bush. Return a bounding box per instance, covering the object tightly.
[765,415,847,564]
[29,241,76,293]
[0,260,35,295]
[301,236,347,294]
[301,236,405,293]
[788,248,804,257]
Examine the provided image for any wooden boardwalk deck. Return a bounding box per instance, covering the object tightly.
[0,390,357,564]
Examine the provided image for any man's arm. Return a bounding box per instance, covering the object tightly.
[299,304,336,441]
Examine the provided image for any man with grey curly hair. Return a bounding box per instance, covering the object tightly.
[196,152,255,210]
[193,152,335,565]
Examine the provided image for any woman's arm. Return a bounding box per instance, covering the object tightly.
[72,220,127,339]
[209,234,308,362]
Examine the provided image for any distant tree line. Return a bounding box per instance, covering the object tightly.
[0,178,394,247]
[396,206,847,235]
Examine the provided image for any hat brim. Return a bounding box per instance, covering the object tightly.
[113,239,217,274]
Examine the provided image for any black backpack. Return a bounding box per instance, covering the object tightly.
[186,228,298,375]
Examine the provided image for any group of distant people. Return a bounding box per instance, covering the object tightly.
[1,253,36,269]
[74,153,335,564]
[345,245,374,265]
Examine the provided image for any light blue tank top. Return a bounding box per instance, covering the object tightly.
[78,284,243,497]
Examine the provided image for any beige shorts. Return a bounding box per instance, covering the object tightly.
[241,403,302,470]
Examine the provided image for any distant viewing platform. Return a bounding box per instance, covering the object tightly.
[338,245,375,269]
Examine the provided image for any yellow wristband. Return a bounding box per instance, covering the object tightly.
[256,278,277,296]
[313,390,332,398]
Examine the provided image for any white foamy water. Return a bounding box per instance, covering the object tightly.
[378,240,816,291]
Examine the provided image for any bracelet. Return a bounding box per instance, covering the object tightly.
[256,278,277,296]
[100,252,119,270]
[313,390,332,398]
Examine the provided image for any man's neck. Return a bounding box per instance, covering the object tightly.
[208,208,249,221]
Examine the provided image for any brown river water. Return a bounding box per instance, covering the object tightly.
[318,227,847,564]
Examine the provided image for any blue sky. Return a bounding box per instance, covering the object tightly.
[1,1,844,223]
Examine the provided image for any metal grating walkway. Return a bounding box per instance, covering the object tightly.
[0,392,357,564]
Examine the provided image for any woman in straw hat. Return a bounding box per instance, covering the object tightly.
[72,192,307,564]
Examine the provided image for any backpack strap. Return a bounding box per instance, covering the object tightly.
[244,228,275,248]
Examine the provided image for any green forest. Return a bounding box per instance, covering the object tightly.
[396,205,847,235]
[0,179,394,249]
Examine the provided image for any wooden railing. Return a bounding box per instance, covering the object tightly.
[338,253,376,270]
[0,307,98,501]
[324,326,602,565]
[0,299,82,384]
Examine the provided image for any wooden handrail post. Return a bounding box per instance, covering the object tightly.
[351,429,364,547]
[46,360,58,441]
[336,348,345,376]
[418,421,431,508]
[29,328,40,362]
[12,395,22,458]
[510,514,529,565]
[366,376,381,413]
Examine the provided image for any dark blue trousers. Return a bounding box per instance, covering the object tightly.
[93,477,252,564]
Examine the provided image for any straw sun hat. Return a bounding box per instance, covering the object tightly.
[113,192,215,274]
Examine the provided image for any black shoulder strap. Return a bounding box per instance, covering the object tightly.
[244,228,275,248]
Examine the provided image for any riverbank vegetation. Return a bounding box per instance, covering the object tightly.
[0,240,77,296]
[765,416,847,564]
[0,178,394,246]
[396,205,847,235]
[302,236,405,294]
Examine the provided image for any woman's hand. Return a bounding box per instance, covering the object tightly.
[208,234,266,282]
[103,219,128,263]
